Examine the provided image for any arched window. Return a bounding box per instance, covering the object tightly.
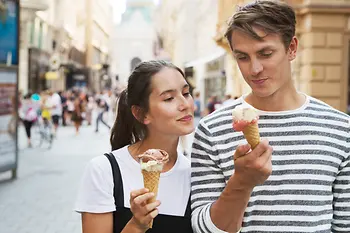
[130,57,142,71]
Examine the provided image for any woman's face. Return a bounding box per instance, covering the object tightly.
[144,67,195,137]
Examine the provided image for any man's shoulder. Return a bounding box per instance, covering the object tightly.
[307,95,350,121]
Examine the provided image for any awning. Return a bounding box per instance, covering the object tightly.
[185,48,226,68]
[45,71,59,80]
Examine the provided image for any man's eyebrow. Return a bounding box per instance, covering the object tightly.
[160,84,189,96]
[233,46,274,55]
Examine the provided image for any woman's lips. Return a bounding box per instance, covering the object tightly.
[178,115,193,122]
[251,79,267,85]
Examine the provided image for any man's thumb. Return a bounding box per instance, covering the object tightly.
[233,144,251,160]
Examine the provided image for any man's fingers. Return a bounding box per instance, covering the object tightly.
[248,138,270,159]
[234,144,251,160]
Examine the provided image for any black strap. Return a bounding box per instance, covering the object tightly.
[184,197,191,218]
[104,153,124,207]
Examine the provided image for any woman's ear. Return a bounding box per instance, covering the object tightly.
[131,105,150,125]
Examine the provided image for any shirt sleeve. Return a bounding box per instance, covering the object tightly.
[331,119,350,232]
[75,156,115,213]
[191,120,228,233]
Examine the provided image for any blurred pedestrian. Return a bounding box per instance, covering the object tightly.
[95,96,111,133]
[21,93,38,147]
[71,96,84,135]
[49,90,62,136]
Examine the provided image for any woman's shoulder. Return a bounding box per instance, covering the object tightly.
[88,146,129,170]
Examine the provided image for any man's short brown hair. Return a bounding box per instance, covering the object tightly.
[225,0,296,50]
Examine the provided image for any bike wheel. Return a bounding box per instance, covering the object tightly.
[31,122,43,148]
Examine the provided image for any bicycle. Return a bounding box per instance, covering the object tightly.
[31,116,54,149]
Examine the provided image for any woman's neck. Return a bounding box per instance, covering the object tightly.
[128,136,179,172]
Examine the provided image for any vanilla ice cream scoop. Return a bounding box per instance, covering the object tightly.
[232,105,259,123]
[138,149,169,172]
[232,105,261,148]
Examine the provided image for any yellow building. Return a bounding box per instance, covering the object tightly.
[215,0,350,113]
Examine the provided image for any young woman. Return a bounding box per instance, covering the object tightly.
[75,60,194,233]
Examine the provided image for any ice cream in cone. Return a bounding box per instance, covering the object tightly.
[232,105,260,149]
[138,149,169,228]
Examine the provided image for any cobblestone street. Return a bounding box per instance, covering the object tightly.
[0,123,111,233]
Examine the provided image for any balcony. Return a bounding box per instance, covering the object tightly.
[20,0,49,21]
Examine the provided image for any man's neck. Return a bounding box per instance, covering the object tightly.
[245,84,306,112]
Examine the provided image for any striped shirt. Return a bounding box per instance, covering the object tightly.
[191,94,350,233]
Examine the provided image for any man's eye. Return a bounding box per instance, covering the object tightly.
[260,52,273,57]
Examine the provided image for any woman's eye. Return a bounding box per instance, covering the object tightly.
[164,97,174,102]
[183,92,190,97]
[237,56,248,61]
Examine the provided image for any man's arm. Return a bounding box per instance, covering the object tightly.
[331,149,350,232]
[191,123,272,233]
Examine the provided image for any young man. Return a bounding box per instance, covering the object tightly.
[191,1,350,232]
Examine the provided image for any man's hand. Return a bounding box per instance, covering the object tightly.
[210,139,273,232]
[232,139,273,189]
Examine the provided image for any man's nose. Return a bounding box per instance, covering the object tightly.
[250,59,263,76]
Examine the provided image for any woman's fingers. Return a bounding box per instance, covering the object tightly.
[133,192,155,206]
[130,188,149,200]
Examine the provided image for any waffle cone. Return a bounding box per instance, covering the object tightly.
[141,170,161,228]
[242,122,260,149]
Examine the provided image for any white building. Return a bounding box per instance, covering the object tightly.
[154,0,229,109]
[111,0,157,85]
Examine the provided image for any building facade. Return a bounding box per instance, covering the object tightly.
[111,0,157,85]
[215,0,350,113]
[86,0,113,92]
[155,0,228,109]
[19,0,113,94]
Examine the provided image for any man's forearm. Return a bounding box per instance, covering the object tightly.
[210,174,253,232]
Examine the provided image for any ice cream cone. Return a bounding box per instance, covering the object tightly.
[242,122,260,149]
[138,149,169,229]
[141,170,161,228]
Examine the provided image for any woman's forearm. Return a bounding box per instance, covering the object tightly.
[121,218,146,233]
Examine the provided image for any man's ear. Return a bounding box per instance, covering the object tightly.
[131,105,150,125]
[288,36,298,61]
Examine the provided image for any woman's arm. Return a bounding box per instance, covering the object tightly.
[82,212,113,233]
[81,188,159,233]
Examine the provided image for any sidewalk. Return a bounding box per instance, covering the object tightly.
[0,123,111,233]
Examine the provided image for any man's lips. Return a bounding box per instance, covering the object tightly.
[178,115,193,121]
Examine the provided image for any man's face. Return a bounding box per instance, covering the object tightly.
[230,27,297,98]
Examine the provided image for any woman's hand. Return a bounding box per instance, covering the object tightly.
[128,188,160,231]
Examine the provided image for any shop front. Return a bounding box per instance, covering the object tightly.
[28,47,50,93]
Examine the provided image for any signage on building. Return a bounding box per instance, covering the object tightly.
[0,0,18,66]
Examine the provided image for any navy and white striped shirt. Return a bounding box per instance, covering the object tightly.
[191,94,350,233]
